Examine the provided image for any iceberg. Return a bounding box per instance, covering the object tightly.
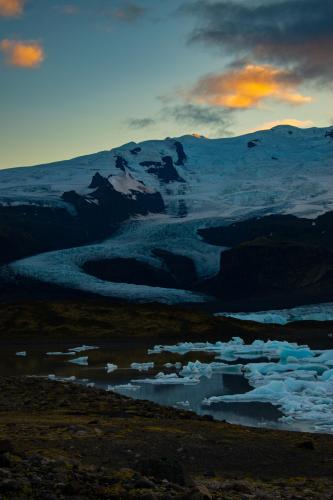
[16,351,27,357]
[130,362,154,372]
[68,356,89,366]
[180,360,243,378]
[106,363,118,373]
[133,372,200,386]
[108,383,140,392]
[46,351,75,356]
[68,345,99,353]
[174,401,191,409]
[164,362,182,369]
[150,337,333,432]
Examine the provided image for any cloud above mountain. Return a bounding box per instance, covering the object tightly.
[186,64,311,109]
[0,0,24,17]
[0,40,44,68]
[183,0,333,84]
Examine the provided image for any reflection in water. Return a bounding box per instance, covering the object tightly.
[0,339,310,433]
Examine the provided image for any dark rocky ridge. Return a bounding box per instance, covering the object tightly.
[152,248,198,288]
[140,155,185,183]
[200,239,333,303]
[83,249,199,291]
[0,204,108,265]
[82,258,180,289]
[198,212,333,250]
[0,172,165,265]
[197,212,333,308]
[63,173,165,224]
[174,140,187,165]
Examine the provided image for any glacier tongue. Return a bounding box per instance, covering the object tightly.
[218,303,333,324]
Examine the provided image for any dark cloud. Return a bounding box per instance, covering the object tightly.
[127,104,232,136]
[183,0,333,83]
[128,117,155,128]
[113,2,145,22]
[162,103,233,135]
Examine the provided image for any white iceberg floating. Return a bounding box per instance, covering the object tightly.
[180,360,243,379]
[150,337,333,432]
[106,363,118,373]
[130,362,155,372]
[149,337,312,362]
[46,351,75,356]
[47,374,76,382]
[108,383,141,392]
[68,356,89,366]
[134,372,200,386]
[174,401,191,409]
[68,345,99,353]
[164,362,182,369]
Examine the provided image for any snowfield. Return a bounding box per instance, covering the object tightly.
[2,124,333,305]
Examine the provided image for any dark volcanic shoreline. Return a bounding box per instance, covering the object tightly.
[1,376,333,499]
[1,299,333,349]
[1,300,333,498]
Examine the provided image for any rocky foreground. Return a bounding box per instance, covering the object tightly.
[1,376,333,499]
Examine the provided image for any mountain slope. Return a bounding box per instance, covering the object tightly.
[1,124,333,306]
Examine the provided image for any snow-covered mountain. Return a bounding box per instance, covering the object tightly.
[1,124,333,309]
[1,125,333,218]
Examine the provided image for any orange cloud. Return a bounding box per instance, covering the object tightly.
[0,0,24,17]
[189,65,312,109]
[0,39,44,68]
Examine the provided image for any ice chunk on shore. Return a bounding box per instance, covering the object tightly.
[68,356,89,366]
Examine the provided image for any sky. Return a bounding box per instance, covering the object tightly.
[0,0,332,169]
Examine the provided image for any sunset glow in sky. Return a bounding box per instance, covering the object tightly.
[0,0,332,168]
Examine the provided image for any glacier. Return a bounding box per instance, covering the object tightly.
[218,303,333,324]
[1,124,333,306]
